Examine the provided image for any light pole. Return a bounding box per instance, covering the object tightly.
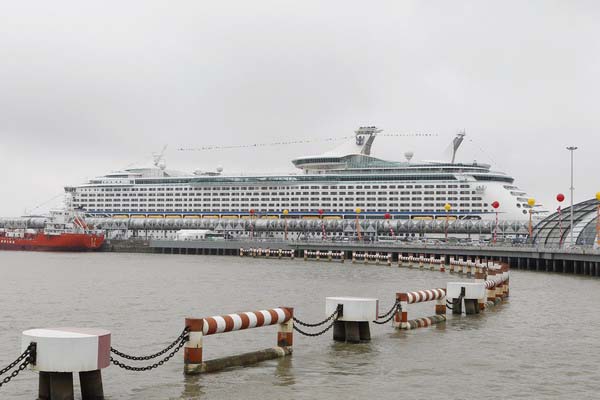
[596,192,600,247]
[384,213,394,238]
[318,209,326,241]
[556,193,565,247]
[355,208,362,241]
[566,146,577,245]
[491,201,500,244]
[249,209,255,240]
[527,198,536,242]
[283,209,289,241]
[444,203,451,241]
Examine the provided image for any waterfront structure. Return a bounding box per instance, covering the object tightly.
[534,197,600,247]
[66,127,538,221]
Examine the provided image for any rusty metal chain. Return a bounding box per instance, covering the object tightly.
[373,302,401,325]
[293,319,337,337]
[446,294,464,310]
[110,334,188,372]
[110,327,189,361]
[376,300,399,320]
[0,346,31,376]
[293,309,338,328]
[0,344,35,389]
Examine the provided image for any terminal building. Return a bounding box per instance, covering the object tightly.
[533,198,600,247]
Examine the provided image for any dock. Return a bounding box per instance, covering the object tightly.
[104,239,600,277]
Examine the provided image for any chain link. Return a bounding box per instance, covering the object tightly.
[110,334,188,372]
[446,295,464,310]
[0,346,34,389]
[373,302,401,325]
[0,346,32,377]
[376,300,399,320]
[110,327,189,361]
[293,319,337,337]
[293,309,338,328]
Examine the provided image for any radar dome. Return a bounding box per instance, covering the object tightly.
[404,151,414,162]
[216,166,224,173]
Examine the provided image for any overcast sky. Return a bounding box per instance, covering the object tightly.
[1,1,598,216]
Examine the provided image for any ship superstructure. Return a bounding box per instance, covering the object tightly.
[67,127,538,221]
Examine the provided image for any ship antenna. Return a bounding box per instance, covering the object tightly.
[451,130,466,164]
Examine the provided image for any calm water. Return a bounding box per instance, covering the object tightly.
[1,252,599,399]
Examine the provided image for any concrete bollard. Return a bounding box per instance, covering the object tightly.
[440,255,446,272]
[326,297,378,343]
[22,327,110,400]
[446,282,485,315]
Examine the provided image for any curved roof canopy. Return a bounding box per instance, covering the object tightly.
[533,198,600,247]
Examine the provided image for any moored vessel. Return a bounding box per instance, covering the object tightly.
[0,209,104,252]
[68,127,542,222]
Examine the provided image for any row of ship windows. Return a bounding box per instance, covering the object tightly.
[85,208,483,213]
[78,197,482,205]
[78,191,478,198]
[79,183,473,192]
[77,197,483,203]
[76,203,486,208]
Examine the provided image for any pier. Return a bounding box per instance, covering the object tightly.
[108,238,600,277]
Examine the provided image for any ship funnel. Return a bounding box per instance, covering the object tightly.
[451,130,466,164]
[152,145,168,169]
[354,126,381,156]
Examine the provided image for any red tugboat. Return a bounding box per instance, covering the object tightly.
[0,209,104,251]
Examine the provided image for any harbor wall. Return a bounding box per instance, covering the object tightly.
[100,238,600,277]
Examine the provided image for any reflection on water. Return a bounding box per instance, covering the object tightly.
[1,251,600,399]
[273,356,295,387]
[181,375,206,399]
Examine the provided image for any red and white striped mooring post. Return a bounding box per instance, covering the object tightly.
[21,327,110,399]
[184,307,293,374]
[394,289,447,330]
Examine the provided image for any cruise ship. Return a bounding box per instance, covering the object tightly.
[67,127,537,221]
